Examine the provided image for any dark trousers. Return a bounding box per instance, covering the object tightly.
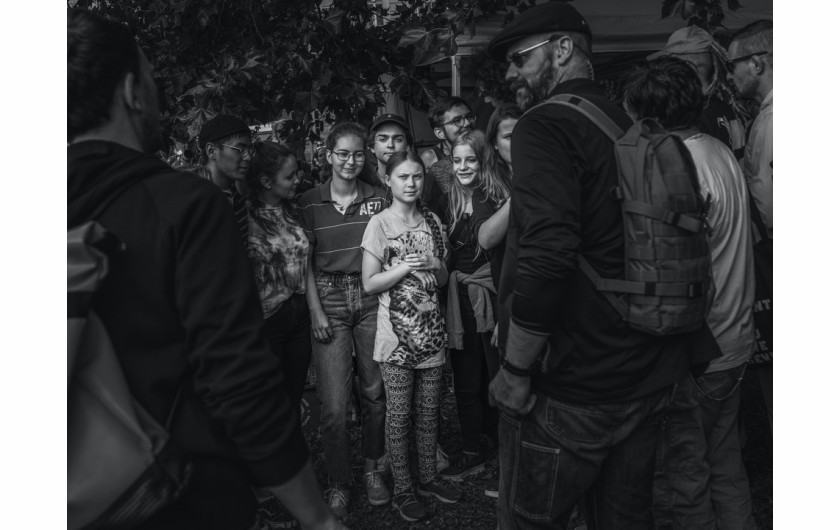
[450,285,500,452]
[497,387,672,530]
[263,293,312,407]
[654,365,756,530]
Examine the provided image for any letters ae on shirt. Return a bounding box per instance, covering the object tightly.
[358,200,383,217]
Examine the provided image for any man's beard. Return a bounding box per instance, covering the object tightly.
[511,61,559,111]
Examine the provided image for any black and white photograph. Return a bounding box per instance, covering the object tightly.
[60,0,783,528]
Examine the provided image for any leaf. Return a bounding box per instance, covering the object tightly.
[325,8,345,34]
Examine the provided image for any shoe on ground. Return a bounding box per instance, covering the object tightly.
[439,450,486,481]
[324,484,350,519]
[418,478,462,504]
[484,468,499,499]
[392,491,432,522]
[377,453,392,481]
[364,469,390,506]
[256,495,299,529]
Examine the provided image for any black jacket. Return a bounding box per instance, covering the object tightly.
[68,141,308,492]
[497,80,719,403]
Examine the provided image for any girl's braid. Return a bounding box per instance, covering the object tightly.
[421,205,446,262]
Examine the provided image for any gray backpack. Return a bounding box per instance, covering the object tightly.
[533,94,712,336]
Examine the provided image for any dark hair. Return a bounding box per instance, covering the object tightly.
[384,151,446,261]
[325,122,368,151]
[483,103,521,204]
[428,96,472,128]
[245,142,299,225]
[731,19,773,67]
[622,57,704,131]
[68,9,141,142]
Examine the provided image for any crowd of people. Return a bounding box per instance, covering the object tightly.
[68,2,772,529]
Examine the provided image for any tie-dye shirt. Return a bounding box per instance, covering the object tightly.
[246,203,309,318]
[361,208,448,369]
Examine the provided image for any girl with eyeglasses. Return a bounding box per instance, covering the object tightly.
[297,122,390,518]
[438,129,500,483]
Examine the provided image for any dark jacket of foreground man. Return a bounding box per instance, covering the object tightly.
[68,140,308,528]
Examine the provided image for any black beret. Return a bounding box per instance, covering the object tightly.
[487,1,591,62]
[198,115,251,147]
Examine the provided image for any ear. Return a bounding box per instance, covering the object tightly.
[260,175,273,189]
[752,56,765,74]
[433,127,446,141]
[121,72,139,111]
[204,142,217,161]
[555,36,575,65]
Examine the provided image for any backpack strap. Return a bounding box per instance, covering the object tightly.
[529,94,626,142]
[621,199,705,233]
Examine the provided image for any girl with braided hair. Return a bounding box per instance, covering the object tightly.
[361,151,461,522]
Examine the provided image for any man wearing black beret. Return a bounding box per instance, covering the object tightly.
[486,2,720,528]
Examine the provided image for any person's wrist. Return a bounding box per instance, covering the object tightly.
[500,352,539,377]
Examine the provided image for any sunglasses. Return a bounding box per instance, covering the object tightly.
[725,51,768,73]
[221,143,255,158]
[507,35,561,68]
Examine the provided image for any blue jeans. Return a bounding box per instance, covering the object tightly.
[311,272,386,485]
[653,364,756,530]
[498,387,672,530]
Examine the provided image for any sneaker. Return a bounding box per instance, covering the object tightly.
[377,452,392,481]
[256,496,299,529]
[418,478,462,504]
[392,491,431,522]
[364,470,390,506]
[439,450,486,481]
[324,484,350,519]
[483,468,499,499]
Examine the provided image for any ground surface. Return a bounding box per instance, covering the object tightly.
[305,365,772,530]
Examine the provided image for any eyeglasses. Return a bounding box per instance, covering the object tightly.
[725,51,768,73]
[331,150,367,162]
[221,143,255,157]
[508,35,561,68]
[440,112,477,129]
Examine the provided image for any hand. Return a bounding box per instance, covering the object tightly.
[488,369,537,418]
[404,253,438,271]
[311,307,333,344]
[410,269,437,291]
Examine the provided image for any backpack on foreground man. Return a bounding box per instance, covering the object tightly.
[67,9,345,530]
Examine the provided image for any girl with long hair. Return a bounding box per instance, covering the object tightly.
[242,141,313,528]
[297,122,390,518]
[361,151,461,522]
[439,130,500,483]
[473,103,521,290]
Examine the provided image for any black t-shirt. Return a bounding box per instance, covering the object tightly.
[449,212,488,275]
[470,186,505,289]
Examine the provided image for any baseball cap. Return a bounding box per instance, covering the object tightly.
[370,113,410,133]
[647,26,714,60]
[487,1,591,62]
[198,115,251,147]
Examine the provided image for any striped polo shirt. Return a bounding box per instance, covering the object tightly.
[298,178,387,274]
